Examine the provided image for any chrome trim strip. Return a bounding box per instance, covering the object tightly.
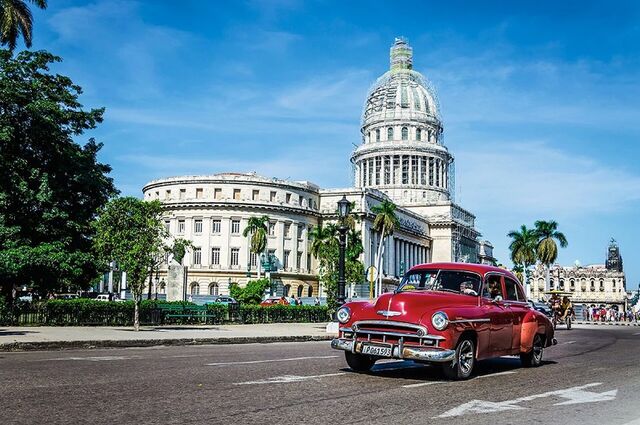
[449,318,491,324]
[353,329,445,340]
[331,338,455,363]
[353,320,428,334]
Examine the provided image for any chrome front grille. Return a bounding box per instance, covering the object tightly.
[340,320,443,347]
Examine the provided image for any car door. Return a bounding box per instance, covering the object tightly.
[481,273,513,354]
[504,277,529,354]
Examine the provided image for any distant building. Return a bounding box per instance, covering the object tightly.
[529,239,627,309]
[142,38,493,300]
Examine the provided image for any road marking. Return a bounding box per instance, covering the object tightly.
[206,355,337,366]
[44,355,142,362]
[235,372,346,385]
[563,340,577,344]
[402,381,442,388]
[473,371,517,379]
[633,332,640,336]
[436,383,616,418]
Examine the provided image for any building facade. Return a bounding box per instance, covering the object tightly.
[142,38,495,299]
[529,240,627,309]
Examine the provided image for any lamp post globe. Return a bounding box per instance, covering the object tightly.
[336,195,351,307]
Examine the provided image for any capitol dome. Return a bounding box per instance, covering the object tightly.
[362,37,441,129]
[351,37,452,207]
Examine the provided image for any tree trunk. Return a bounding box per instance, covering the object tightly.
[545,264,550,292]
[373,225,386,298]
[147,267,153,300]
[257,254,262,279]
[134,297,140,331]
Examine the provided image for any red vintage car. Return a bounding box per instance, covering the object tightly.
[331,263,556,380]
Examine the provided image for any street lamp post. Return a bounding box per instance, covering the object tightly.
[337,195,350,306]
[154,272,159,300]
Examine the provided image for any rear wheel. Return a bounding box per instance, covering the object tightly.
[442,336,475,380]
[520,334,544,367]
[565,317,572,330]
[345,352,376,372]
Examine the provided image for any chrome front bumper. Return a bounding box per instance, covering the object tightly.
[331,338,456,363]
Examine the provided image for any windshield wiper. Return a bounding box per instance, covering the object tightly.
[433,287,460,294]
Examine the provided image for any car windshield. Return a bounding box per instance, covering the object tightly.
[397,269,481,296]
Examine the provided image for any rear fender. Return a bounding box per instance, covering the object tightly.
[520,311,548,353]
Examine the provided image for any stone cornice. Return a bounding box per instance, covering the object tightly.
[160,200,323,218]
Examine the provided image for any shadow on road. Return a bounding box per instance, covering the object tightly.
[0,329,39,336]
[339,356,558,383]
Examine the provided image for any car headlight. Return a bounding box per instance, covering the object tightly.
[431,311,449,331]
[336,306,351,324]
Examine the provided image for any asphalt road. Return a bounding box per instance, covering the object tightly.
[1,325,639,425]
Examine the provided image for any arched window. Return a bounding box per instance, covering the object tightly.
[549,278,554,289]
[401,127,408,140]
[297,285,303,298]
[283,284,291,297]
[569,279,575,291]
[209,283,219,296]
[599,279,605,291]
[612,279,616,288]
[559,280,565,290]
[376,129,380,142]
[308,286,313,297]
[190,282,200,295]
[416,128,422,141]
[387,127,394,140]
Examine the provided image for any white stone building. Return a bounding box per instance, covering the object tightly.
[529,240,627,309]
[142,38,495,299]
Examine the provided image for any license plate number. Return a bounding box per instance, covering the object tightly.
[361,344,392,357]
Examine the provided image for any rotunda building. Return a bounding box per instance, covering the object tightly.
[352,37,453,206]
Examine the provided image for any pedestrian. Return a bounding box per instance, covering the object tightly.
[314,296,320,306]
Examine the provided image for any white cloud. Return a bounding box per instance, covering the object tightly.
[456,141,640,218]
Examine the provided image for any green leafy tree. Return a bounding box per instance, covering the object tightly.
[371,200,399,297]
[0,0,47,50]
[534,220,568,291]
[243,215,269,278]
[507,224,538,292]
[310,217,365,311]
[229,278,270,304]
[170,238,193,265]
[93,197,167,331]
[0,50,117,300]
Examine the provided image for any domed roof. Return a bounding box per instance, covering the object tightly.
[362,38,441,127]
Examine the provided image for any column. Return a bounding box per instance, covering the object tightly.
[108,271,113,293]
[121,271,127,299]
[418,155,422,186]
[408,156,413,185]
[389,237,396,277]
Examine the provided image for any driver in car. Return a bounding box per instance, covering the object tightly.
[460,281,477,296]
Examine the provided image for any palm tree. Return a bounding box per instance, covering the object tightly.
[243,215,269,279]
[507,224,538,296]
[371,200,399,297]
[534,220,568,291]
[1,0,47,50]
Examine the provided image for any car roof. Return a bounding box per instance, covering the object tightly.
[410,262,520,282]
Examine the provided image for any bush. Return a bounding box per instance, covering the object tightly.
[5,299,331,326]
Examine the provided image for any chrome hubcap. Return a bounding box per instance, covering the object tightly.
[458,340,474,374]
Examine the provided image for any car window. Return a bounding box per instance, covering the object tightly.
[398,269,481,296]
[482,274,503,300]
[504,277,519,301]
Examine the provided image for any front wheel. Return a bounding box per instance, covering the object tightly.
[344,352,376,372]
[520,334,544,367]
[442,336,476,380]
[565,317,572,330]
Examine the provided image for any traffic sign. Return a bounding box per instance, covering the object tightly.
[366,265,378,283]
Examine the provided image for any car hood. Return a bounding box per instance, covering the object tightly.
[361,290,477,321]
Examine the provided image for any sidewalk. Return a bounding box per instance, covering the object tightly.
[0,323,334,352]
[574,321,639,326]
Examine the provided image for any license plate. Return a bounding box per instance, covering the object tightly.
[361,343,392,357]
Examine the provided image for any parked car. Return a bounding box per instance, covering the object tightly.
[331,263,556,380]
[260,297,290,307]
[95,294,110,302]
[55,293,79,300]
[213,296,238,305]
[528,299,553,318]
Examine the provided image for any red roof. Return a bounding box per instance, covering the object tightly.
[410,262,519,281]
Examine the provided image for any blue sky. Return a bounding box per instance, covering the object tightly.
[29,1,640,287]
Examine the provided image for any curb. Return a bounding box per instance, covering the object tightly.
[0,335,334,352]
[575,321,639,326]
